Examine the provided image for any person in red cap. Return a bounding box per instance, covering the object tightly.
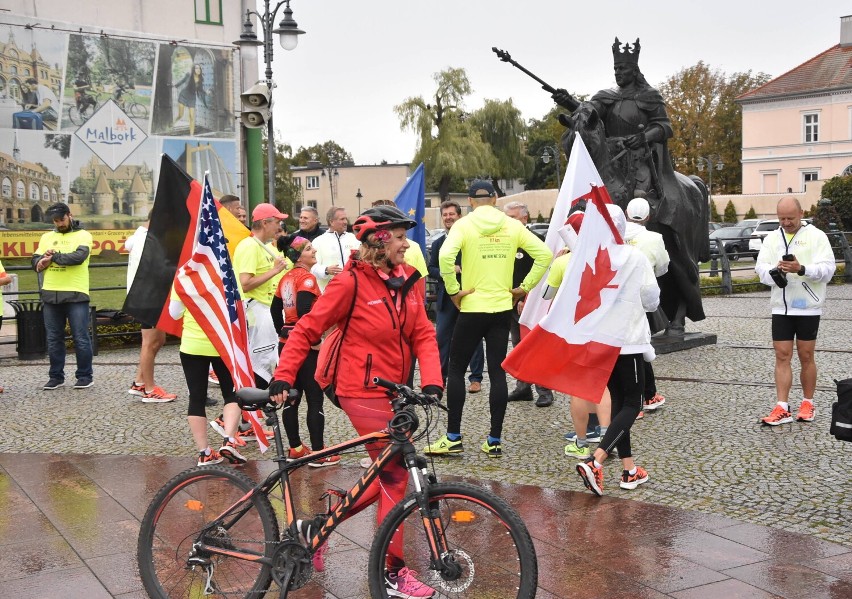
[232,203,289,386]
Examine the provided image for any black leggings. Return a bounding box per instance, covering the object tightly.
[447,310,512,439]
[643,360,656,400]
[179,352,236,418]
[278,347,326,450]
[599,354,645,459]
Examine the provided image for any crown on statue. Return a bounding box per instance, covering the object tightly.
[612,37,641,66]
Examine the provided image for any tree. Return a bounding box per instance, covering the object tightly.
[468,98,532,196]
[291,141,353,166]
[659,62,770,195]
[395,68,493,200]
[263,130,301,226]
[524,102,585,190]
[723,200,738,223]
[812,201,842,236]
[820,175,852,230]
[744,206,757,219]
[709,201,721,222]
[44,135,71,160]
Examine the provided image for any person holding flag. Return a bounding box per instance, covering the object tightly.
[170,175,260,466]
[573,202,659,495]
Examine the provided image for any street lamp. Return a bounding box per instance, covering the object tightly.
[540,145,562,189]
[356,188,363,215]
[319,153,340,204]
[697,154,724,205]
[234,0,305,207]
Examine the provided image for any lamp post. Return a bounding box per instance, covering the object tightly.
[696,154,724,207]
[320,153,340,205]
[234,0,305,208]
[540,145,562,190]
[356,188,363,215]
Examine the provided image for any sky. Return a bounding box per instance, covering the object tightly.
[260,0,851,166]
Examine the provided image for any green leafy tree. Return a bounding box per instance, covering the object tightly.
[44,135,71,160]
[812,201,842,235]
[262,131,301,226]
[291,141,353,166]
[820,175,852,230]
[744,206,757,219]
[723,199,738,223]
[395,68,493,200]
[659,62,770,195]
[524,101,584,190]
[468,98,532,196]
[709,200,721,222]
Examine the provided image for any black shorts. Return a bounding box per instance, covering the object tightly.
[771,314,820,342]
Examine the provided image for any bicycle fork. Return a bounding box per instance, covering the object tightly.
[404,452,463,581]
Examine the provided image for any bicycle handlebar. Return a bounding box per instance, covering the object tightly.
[372,377,446,411]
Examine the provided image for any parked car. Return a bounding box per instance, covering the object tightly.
[708,222,726,232]
[526,222,549,238]
[748,218,811,254]
[709,225,755,260]
[737,218,761,229]
[424,228,446,262]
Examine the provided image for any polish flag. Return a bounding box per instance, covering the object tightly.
[518,135,604,336]
[503,178,643,403]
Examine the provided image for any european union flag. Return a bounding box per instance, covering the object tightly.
[393,162,426,255]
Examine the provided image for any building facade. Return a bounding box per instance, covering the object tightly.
[738,15,852,195]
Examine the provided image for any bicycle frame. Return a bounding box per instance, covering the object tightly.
[190,405,447,572]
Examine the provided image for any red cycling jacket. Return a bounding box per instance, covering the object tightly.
[273,258,442,399]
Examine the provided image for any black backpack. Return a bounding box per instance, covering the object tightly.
[829,378,852,442]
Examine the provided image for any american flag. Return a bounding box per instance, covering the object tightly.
[174,174,269,452]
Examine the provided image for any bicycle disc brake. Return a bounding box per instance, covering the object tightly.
[271,540,312,590]
[430,549,475,593]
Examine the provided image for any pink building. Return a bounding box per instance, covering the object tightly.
[737,15,852,195]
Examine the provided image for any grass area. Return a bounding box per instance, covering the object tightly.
[4,256,129,310]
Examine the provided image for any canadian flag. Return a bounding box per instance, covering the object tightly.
[518,135,604,335]
[503,144,650,403]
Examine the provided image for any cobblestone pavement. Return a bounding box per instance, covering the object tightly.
[1,285,850,548]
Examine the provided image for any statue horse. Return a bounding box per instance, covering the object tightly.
[560,105,710,332]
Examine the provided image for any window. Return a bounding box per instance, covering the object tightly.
[16,180,24,199]
[195,0,222,24]
[42,186,50,201]
[292,176,301,188]
[843,164,852,177]
[307,200,317,209]
[29,183,38,201]
[306,176,319,190]
[802,171,819,191]
[294,201,303,214]
[505,179,514,190]
[1,178,11,198]
[803,113,819,143]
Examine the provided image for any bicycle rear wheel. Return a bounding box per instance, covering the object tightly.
[137,465,279,599]
[68,104,92,126]
[368,482,538,598]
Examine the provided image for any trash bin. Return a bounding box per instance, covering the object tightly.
[10,300,46,360]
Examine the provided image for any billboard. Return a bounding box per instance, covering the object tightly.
[0,15,239,242]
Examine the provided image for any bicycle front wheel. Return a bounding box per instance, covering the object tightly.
[368,482,538,598]
[129,101,148,119]
[137,465,279,599]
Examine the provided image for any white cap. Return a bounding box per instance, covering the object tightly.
[626,197,650,222]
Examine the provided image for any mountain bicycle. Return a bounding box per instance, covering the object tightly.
[137,377,538,598]
[67,86,107,125]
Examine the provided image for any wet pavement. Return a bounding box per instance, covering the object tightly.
[1,286,851,597]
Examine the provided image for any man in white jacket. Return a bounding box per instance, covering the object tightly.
[755,197,836,426]
[311,207,360,292]
[624,197,669,415]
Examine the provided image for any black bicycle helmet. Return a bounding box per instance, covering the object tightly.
[352,205,416,242]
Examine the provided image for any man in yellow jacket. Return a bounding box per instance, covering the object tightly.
[425,181,551,458]
[32,202,94,390]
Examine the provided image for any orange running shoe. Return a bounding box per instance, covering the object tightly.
[310,449,341,468]
[762,404,793,426]
[286,445,312,462]
[620,466,649,490]
[576,458,604,496]
[796,402,815,422]
[644,393,666,410]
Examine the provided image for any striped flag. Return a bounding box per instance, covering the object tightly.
[174,174,268,452]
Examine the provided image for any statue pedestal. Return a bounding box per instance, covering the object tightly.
[651,332,717,355]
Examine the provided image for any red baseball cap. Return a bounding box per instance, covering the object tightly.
[252,203,288,222]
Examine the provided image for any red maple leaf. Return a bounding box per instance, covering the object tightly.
[575,247,618,323]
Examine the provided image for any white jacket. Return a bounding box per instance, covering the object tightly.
[310,230,360,291]
[623,222,669,277]
[755,224,835,315]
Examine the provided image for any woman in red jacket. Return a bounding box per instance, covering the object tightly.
[270,205,442,597]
